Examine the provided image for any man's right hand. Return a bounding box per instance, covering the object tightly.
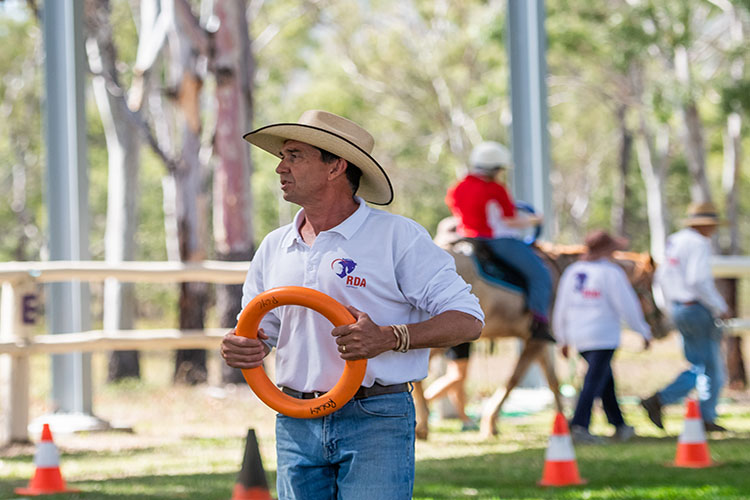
[220,328,270,369]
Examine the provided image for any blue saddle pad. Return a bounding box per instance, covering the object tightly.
[469,241,528,295]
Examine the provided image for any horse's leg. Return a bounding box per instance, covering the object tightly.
[479,339,546,439]
[539,342,564,413]
[413,380,430,440]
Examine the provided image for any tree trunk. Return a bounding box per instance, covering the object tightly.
[681,100,713,204]
[173,130,209,385]
[85,0,143,380]
[721,112,746,389]
[635,115,669,261]
[170,0,210,385]
[211,0,255,384]
[611,104,632,238]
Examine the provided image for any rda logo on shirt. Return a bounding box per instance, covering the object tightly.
[574,272,601,298]
[331,258,367,288]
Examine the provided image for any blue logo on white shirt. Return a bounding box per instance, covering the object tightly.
[575,273,587,291]
[331,258,357,278]
[574,272,601,298]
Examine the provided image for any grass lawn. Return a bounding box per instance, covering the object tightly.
[2,334,750,499]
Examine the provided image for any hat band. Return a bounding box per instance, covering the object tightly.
[690,212,718,218]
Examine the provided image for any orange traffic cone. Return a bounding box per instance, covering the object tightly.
[674,399,712,468]
[15,423,79,496]
[538,413,586,487]
[231,429,273,500]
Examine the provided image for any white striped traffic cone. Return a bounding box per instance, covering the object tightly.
[538,413,586,486]
[674,399,712,468]
[14,423,79,496]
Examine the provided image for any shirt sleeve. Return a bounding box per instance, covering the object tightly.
[494,183,516,217]
[393,221,485,323]
[551,269,571,345]
[609,266,652,340]
[238,241,281,348]
[687,242,728,316]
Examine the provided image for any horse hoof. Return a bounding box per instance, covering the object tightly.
[479,419,498,439]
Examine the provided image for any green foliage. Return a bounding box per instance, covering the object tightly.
[721,80,750,115]
[0,14,44,261]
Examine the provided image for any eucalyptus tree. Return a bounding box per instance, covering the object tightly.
[85,0,171,380]
[210,0,255,384]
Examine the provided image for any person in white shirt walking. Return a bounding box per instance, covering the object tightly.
[641,202,731,433]
[553,230,652,443]
[220,110,484,500]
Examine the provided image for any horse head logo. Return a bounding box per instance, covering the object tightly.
[574,272,587,292]
[331,258,357,278]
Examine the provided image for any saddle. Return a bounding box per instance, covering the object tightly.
[464,239,528,295]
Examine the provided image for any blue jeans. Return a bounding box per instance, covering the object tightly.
[570,349,625,429]
[658,303,724,422]
[485,237,552,321]
[275,391,415,500]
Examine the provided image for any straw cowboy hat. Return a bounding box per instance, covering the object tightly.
[582,230,628,261]
[243,110,393,205]
[682,201,724,227]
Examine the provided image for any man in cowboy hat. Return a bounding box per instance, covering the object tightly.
[445,141,555,342]
[641,202,731,432]
[553,230,652,443]
[220,110,484,499]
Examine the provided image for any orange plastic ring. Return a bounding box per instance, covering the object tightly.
[235,286,367,418]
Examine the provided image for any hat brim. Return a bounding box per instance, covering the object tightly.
[682,216,725,227]
[244,123,394,205]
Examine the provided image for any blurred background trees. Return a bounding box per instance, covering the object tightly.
[1,0,748,385]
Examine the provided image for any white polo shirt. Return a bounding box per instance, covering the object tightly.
[552,259,652,351]
[654,227,728,317]
[239,197,484,392]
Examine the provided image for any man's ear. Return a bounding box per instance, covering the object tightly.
[327,157,348,180]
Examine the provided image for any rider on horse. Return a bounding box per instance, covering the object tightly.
[446,141,556,343]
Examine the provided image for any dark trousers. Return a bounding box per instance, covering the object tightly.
[571,349,625,429]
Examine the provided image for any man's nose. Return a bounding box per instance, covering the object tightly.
[275,160,288,173]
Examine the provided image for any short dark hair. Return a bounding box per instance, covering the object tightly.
[315,147,362,195]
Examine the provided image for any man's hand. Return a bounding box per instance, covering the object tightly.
[220,328,270,369]
[719,311,733,321]
[331,305,395,360]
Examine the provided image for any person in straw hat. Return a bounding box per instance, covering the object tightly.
[552,230,652,443]
[641,202,731,433]
[220,110,484,499]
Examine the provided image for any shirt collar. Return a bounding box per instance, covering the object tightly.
[281,197,370,248]
[685,227,709,241]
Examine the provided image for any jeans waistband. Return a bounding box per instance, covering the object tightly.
[674,300,699,306]
[282,382,409,400]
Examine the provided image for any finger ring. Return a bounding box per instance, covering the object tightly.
[342,345,347,353]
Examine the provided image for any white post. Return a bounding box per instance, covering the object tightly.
[0,278,38,444]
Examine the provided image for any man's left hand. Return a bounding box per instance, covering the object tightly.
[331,305,395,360]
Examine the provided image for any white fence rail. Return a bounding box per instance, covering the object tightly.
[0,260,250,446]
[1,256,749,446]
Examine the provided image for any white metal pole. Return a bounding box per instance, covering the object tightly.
[41,0,101,432]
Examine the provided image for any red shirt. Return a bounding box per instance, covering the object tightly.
[446,174,516,238]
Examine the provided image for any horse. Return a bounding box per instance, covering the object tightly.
[413,218,670,440]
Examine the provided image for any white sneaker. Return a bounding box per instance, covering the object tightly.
[613,424,636,442]
[570,424,604,444]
